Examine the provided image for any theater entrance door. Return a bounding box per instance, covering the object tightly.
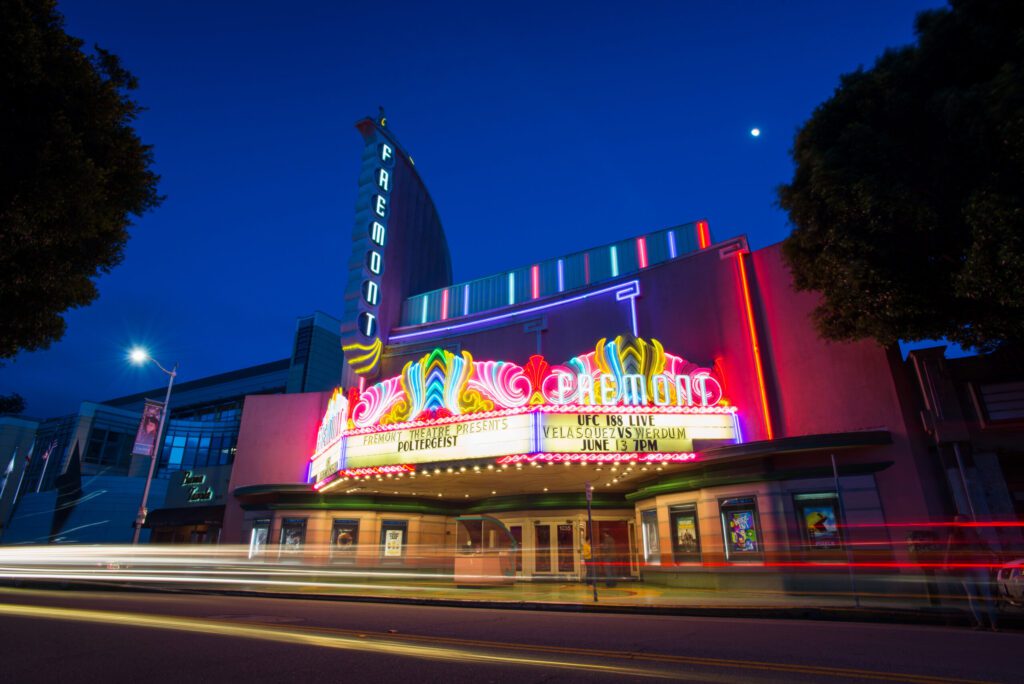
[503,518,581,579]
[532,520,578,577]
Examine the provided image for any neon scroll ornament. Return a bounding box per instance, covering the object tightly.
[345,334,727,429]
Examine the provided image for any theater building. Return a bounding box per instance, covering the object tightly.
[223,114,953,588]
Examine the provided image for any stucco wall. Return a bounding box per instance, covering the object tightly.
[222,391,332,543]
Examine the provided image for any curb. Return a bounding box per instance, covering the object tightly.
[8,580,1018,629]
[189,587,1014,628]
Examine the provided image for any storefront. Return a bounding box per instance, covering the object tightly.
[229,335,904,585]
[146,465,232,543]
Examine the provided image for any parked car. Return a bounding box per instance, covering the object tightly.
[996,559,1024,606]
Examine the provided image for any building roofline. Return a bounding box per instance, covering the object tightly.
[103,358,291,408]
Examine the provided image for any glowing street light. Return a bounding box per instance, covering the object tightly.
[127,346,178,545]
[750,127,761,137]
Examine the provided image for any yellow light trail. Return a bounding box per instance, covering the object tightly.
[0,601,993,684]
[0,601,691,681]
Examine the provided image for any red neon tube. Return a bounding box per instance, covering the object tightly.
[737,253,773,440]
[697,220,710,249]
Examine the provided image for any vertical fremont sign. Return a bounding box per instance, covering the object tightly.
[359,141,392,341]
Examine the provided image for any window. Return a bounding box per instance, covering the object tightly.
[84,432,105,465]
[380,520,408,560]
[669,504,701,563]
[973,381,1024,425]
[199,436,211,466]
[640,509,660,566]
[331,519,360,563]
[279,518,307,555]
[794,493,843,550]
[720,497,763,560]
[83,429,132,473]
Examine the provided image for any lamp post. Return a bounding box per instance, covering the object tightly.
[129,348,177,545]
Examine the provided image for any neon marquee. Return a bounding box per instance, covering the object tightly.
[309,335,740,487]
[348,334,727,428]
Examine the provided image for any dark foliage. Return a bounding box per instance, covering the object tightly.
[0,0,162,359]
[0,393,26,415]
[778,0,1024,351]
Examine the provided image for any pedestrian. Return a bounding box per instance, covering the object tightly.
[944,515,999,631]
[600,530,618,588]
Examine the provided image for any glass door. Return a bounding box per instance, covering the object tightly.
[533,522,552,573]
[556,523,575,573]
[509,524,523,574]
[627,520,639,576]
[531,521,578,577]
[640,509,660,566]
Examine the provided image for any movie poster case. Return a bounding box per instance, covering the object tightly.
[719,496,763,560]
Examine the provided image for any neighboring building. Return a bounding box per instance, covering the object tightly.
[1,312,344,544]
[0,416,40,537]
[222,114,957,592]
[907,346,1024,529]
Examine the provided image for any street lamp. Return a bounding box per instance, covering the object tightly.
[128,347,178,545]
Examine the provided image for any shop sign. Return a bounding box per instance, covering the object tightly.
[181,470,213,503]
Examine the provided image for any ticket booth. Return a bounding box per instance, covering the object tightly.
[454,515,518,586]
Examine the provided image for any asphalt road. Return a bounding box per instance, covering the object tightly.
[0,587,1016,683]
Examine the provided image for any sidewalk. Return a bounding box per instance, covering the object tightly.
[214,572,1022,628]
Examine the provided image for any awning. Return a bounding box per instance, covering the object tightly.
[700,430,892,462]
[144,505,225,528]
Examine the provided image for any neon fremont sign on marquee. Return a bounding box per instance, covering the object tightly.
[309,335,740,489]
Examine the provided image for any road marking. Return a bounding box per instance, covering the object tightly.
[0,600,993,683]
[0,602,692,680]
[236,620,993,684]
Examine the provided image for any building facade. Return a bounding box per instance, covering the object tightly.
[223,114,957,590]
[1,312,344,544]
[907,346,1024,539]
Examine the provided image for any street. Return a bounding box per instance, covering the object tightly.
[0,587,1016,683]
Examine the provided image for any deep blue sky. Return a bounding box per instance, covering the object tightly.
[4,0,943,418]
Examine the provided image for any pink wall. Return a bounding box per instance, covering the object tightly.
[383,245,770,442]
[751,243,945,523]
[226,239,947,545]
[222,391,332,543]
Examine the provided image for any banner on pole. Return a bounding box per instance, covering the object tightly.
[131,400,165,457]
